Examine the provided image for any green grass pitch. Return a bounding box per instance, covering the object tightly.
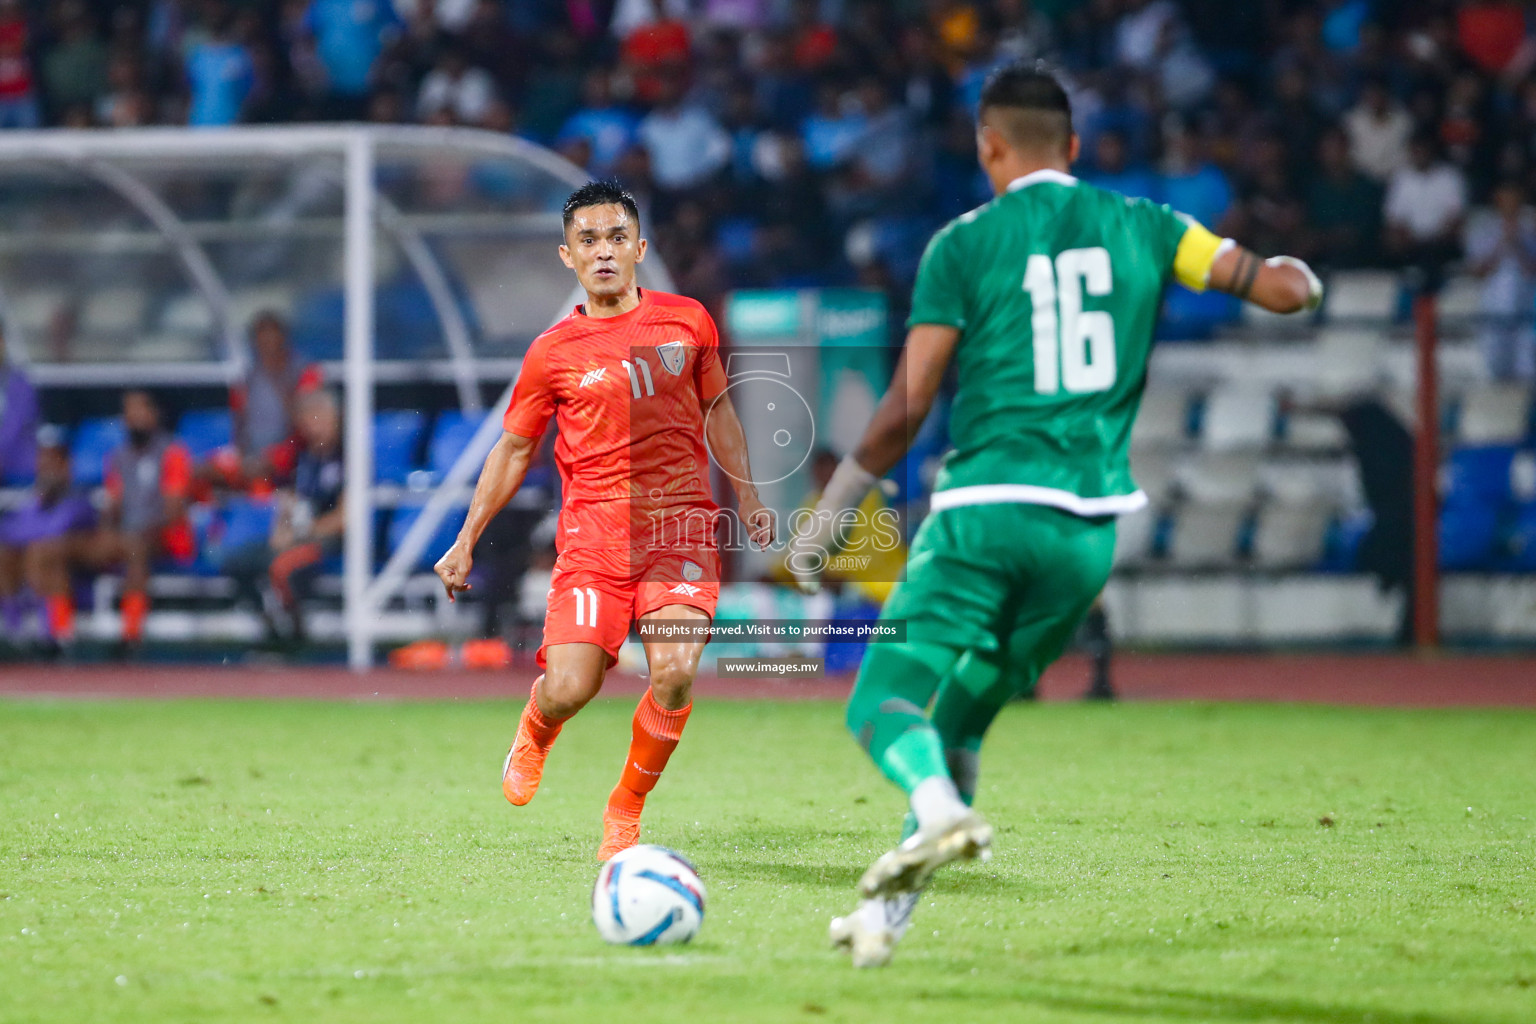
[2,696,1534,1023]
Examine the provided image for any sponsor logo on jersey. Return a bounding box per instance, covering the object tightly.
[668,582,702,596]
[656,340,688,376]
[681,560,702,582]
[579,367,607,388]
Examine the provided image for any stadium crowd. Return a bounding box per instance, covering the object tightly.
[4,0,1536,657]
[0,310,353,656]
[2,0,1536,352]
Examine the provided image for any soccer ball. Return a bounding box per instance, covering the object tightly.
[591,844,706,946]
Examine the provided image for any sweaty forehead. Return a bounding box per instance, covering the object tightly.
[566,204,634,236]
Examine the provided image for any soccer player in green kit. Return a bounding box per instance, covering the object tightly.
[788,65,1325,968]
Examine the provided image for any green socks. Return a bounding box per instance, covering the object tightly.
[846,640,959,794]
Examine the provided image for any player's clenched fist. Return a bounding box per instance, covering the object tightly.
[434,544,474,602]
[740,494,776,550]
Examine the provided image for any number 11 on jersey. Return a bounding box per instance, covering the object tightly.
[1023,247,1117,396]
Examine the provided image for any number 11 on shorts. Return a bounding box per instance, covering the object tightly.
[573,587,600,626]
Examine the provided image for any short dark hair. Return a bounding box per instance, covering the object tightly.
[562,180,641,231]
[978,63,1074,153]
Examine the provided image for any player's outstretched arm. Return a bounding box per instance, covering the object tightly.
[703,393,775,549]
[434,430,538,602]
[787,324,959,593]
[851,324,960,478]
[1208,244,1324,315]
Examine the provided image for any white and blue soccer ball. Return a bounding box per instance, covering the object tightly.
[592,844,706,946]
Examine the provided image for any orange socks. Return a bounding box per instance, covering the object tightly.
[607,690,692,819]
[121,590,149,644]
[520,683,567,749]
[45,594,75,643]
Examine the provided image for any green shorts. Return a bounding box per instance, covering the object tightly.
[879,501,1116,691]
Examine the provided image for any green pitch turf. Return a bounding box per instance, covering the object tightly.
[2,697,1535,1024]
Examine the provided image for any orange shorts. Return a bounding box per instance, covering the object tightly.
[538,545,720,668]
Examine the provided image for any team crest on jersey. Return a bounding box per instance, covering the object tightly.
[682,560,702,582]
[656,340,688,376]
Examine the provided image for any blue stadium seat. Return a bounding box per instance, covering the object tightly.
[374,410,428,484]
[428,409,489,477]
[217,497,277,555]
[176,408,233,460]
[1318,510,1373,573]
[186,503,223,577]
[1443,446,1516,507]
[1439,501,1501,571]
[1504,504,1536,571]
[387,503,468,572]
[375,281,443,360]
[69,417,125,488]
[823,597,882,673]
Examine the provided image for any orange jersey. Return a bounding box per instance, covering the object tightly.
[503,289,728,553]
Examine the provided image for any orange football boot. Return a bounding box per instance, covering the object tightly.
[596,808,641,861]
[501,720,550,807]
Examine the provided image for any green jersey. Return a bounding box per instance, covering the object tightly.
[910,169,1220,517]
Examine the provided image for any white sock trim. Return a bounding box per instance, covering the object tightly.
[909,776,966,832]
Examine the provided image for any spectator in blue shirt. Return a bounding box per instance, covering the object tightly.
[185,9,254,127]
[555,71,640,177]
[302,0,399,112]
[800,80,865,172]
[1160,125,1233,231]
[1081,129,1158,201]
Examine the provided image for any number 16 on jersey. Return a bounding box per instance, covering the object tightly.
[1023,246,1117,396]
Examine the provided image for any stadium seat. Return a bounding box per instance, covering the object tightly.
[1503,503,1536,571]
[1112,506,1158,567]
[1318,508,1373,573]
[81,286,148,334]
[11,286,66,334]
[1129,448,1178,505]
[428,409,490,477]
[1512,449,1536,503]
[69,417,125,488]
[376,280,446,360]
[161,292,214,335]
[176,409,233,460]
[1457,385,1531,445]
[1436,275,1482,322]
[1175,452,1260,503]
[1166,501,1248,568]
[1130,390,1191,449]
[1199,385,1277,451]
[374,410,428,484]
[1258,458,1342,505]
[1323,271,1399,322]
[1310,327,1388,399]
[290,288,344,360]
[387,503,468,572]
[1438,501,1501,570]
[1280,410,1349,452]
[1443,446,1517,507]
[1251,503,1333,569]
[219,497,276,550]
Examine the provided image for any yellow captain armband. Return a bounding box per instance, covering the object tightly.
[1172,221,1234,293]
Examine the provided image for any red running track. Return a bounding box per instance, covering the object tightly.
[0,653,1531,707]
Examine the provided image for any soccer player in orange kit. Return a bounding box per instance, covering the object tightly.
[434,181,774,860]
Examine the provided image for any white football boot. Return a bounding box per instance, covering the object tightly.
[830,891,922,968]
[857,807,992,899]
